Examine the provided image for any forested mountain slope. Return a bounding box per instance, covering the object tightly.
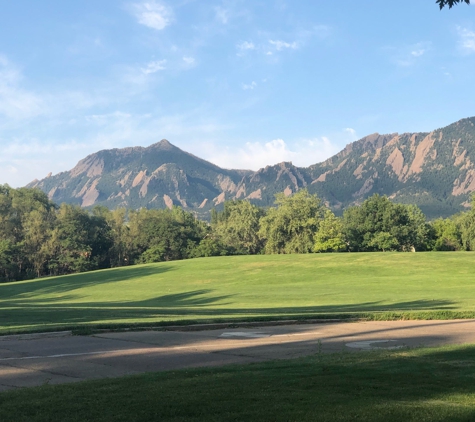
[28,140,252,219]
[28,117,475,218]
[305,117,475,217]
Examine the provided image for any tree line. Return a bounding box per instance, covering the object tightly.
[1,184,475,282]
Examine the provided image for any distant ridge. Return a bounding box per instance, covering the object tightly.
[28,117,475,218]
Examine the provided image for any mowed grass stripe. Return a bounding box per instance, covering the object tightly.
[2,344,475,421]
[1,252,475,334]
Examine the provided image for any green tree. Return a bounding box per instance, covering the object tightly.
[23,209,55,277]
[48,204,112,274]
[367,232,399,252]
[109,208,130,266]
[259,190,325,254]
[0,185,57,279]
[0,240,14,282]
[93,206,131,267]
[129,207,205,263]
[404,205,433,252]
[192,236,231,258]
[456,195,475,251]
[314,210,346,252]
[431,218,462,251]
[343,194,430,252]
[212,200,265,254]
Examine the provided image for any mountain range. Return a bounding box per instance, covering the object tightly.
[27,116,475,219]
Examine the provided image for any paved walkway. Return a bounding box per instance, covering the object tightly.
[1,319,475,392]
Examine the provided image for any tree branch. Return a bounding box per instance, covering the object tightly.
[436,0,471,9]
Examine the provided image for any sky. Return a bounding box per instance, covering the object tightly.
[1,1,475,187]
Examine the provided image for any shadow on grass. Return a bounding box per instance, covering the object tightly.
[2,342,475,421]
[0,292,461,332]
[0,265,173,301]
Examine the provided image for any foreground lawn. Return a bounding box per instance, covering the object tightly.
[1,344,475,421]
[1,253,475,334]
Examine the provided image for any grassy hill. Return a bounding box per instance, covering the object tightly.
[2,252,475,334]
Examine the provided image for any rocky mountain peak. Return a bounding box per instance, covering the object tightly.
[150,139,176,151]
[25,116,475,219]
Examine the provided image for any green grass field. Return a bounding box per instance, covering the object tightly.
[2,344,475,421]
[2,252,475,334]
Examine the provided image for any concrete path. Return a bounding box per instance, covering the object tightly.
[1,319,475,392]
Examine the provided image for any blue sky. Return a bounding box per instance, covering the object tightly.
[1,1,475,187]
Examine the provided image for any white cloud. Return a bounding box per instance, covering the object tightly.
[0,55,115,136]
[1,107,233,187]
[141,59,167,74]
[389,42,431,67]
[85,111,132,125]
[201,137,339,171]
[0,139,97,187]
[269,39,299,51]
[129,1,173,30]
[182,56,196,67]
[2,139,90,156]
[457,26,475,53]
[237,41,255,51]
[311,25,332,39]
[0,105,345,187]
[0,55,19,83]
[0,55,45,120]
[242,81,257,90]
[411,49,426,57]
[274,0,287,11]
[215,6,229,24]
[5,165,18,174]
[236,25,329,58]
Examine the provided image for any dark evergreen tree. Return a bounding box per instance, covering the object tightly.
[437,0,470,9]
